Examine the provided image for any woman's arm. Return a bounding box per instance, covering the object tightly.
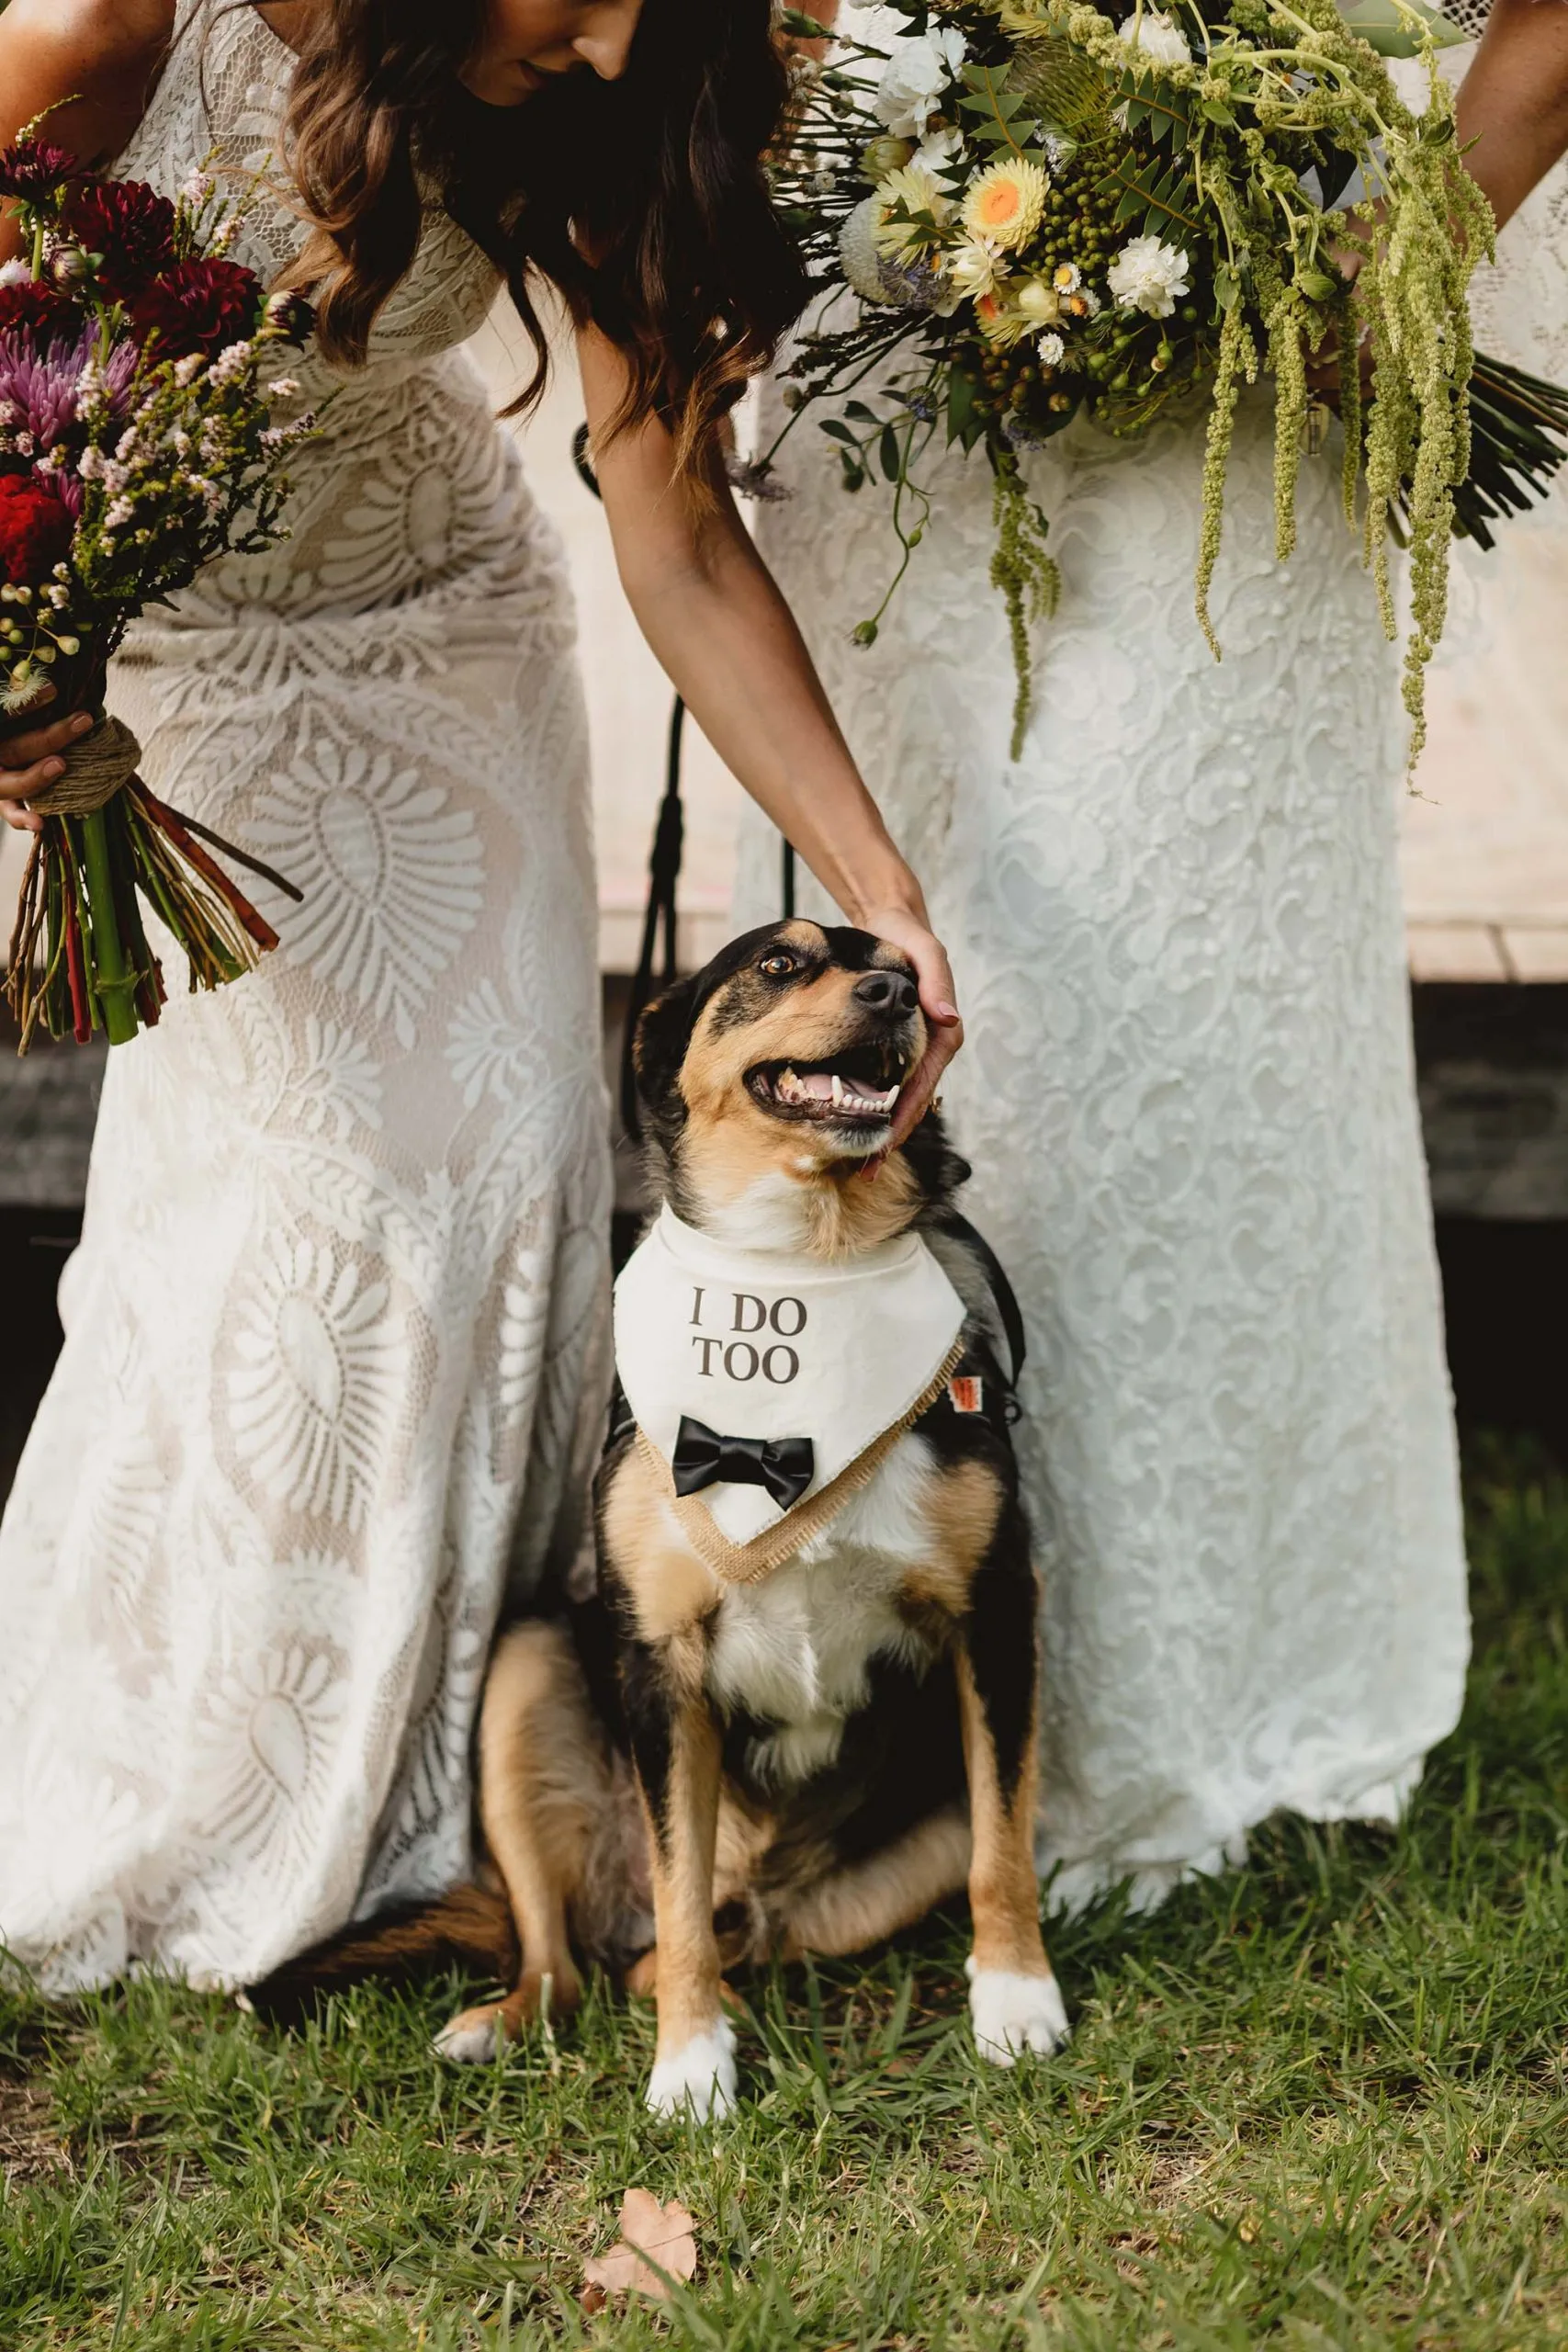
[578,324,963,1141]
[1455,0,1568,233]
[0,0,174,265]
[0,0,175,830]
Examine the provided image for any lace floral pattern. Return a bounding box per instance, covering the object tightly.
[737,343,1469,1905]
[0,0,611,1987]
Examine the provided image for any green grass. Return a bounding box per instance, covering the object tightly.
[4,1446,1568,2351]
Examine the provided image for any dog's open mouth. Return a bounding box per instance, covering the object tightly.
[746,1044,907,1125]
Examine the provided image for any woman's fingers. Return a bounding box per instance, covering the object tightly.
[888,1012,963,1149]
[858,902,964,1148]
[2,705,92,772]
[0,700,92,832]
[0,749,69,804]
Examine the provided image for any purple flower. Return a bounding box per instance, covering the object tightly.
[0,328,138,450]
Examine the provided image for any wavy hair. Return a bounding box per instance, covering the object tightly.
[260,0,809,471]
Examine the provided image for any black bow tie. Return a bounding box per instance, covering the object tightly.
[671,1416,816,1513]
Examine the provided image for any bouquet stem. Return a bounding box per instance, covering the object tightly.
[74,805,141,1046]
[4,712,299,1053]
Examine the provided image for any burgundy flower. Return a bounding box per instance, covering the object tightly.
[131,257,264,362]
[0,281,78,339]
[62,179,178,304]
[0,473,73,585]
[0,141,82,206]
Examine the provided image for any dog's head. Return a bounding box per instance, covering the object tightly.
[632,922,967,1253]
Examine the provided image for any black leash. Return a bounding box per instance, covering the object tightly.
[575,426,685,1148]
[619,698,685,1146]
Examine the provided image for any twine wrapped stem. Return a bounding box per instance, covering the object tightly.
[26,714,143,820]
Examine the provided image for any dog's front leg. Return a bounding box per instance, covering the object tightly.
[624,1639,735,2120]
[956,1508,1070,2065]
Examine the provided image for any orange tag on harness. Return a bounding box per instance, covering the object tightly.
[948,1375,984,1415]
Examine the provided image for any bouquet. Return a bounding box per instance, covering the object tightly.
[769,0,1568,754]
[0,125,314,1051]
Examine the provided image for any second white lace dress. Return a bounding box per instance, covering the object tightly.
[737,365,1470,1909]
[0,0,611,1987]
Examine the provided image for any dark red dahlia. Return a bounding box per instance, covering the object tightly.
[62,179,178,303]
[0,281,78,339]
[0,141,82,206]
[0,474,73,586]
[131,256,264,362]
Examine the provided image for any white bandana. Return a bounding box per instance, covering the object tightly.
[614,1206,967,1574]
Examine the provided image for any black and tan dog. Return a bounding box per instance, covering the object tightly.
[258,921,1068,2116]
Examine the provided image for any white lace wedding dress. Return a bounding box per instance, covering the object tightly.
[737,62,1478,1907]
[0,0,611,1988]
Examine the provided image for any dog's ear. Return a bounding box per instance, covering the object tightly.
[633,976,702,1117]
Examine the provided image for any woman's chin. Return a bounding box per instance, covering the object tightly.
[458,61,542,107]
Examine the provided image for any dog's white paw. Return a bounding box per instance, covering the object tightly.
[433,2005,506,2064]
[966,1964,1070,2066]
[646,2019,738,2120]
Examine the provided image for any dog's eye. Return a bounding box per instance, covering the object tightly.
[758,952,797,978]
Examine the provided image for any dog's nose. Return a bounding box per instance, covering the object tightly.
[853,969,919,1017]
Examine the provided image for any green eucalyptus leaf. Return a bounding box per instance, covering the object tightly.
[1336,0,1468,53]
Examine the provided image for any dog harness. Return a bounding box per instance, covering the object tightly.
[614,1205,968,1582]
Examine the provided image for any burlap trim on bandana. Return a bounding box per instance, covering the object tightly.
[635,1334,967,1587]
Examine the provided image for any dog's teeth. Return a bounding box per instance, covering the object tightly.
[830,1074,845,1109]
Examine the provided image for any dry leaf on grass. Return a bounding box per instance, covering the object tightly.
[582,2188,699,2302]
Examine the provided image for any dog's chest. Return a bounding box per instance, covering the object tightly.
[705,1433,939,1785]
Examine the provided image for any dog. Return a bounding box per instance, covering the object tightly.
[255,921,1067,2116]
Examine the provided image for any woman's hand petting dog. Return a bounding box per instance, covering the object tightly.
[855,901,963,1149]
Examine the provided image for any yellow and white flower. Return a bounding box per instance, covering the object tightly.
[871,164,952,259]
[945,236,1007,300]
[960,157,1048,252]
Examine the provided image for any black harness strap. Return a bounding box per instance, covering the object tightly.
[934,1211,1028,1394]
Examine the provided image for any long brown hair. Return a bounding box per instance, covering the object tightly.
[267,0,809,469]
